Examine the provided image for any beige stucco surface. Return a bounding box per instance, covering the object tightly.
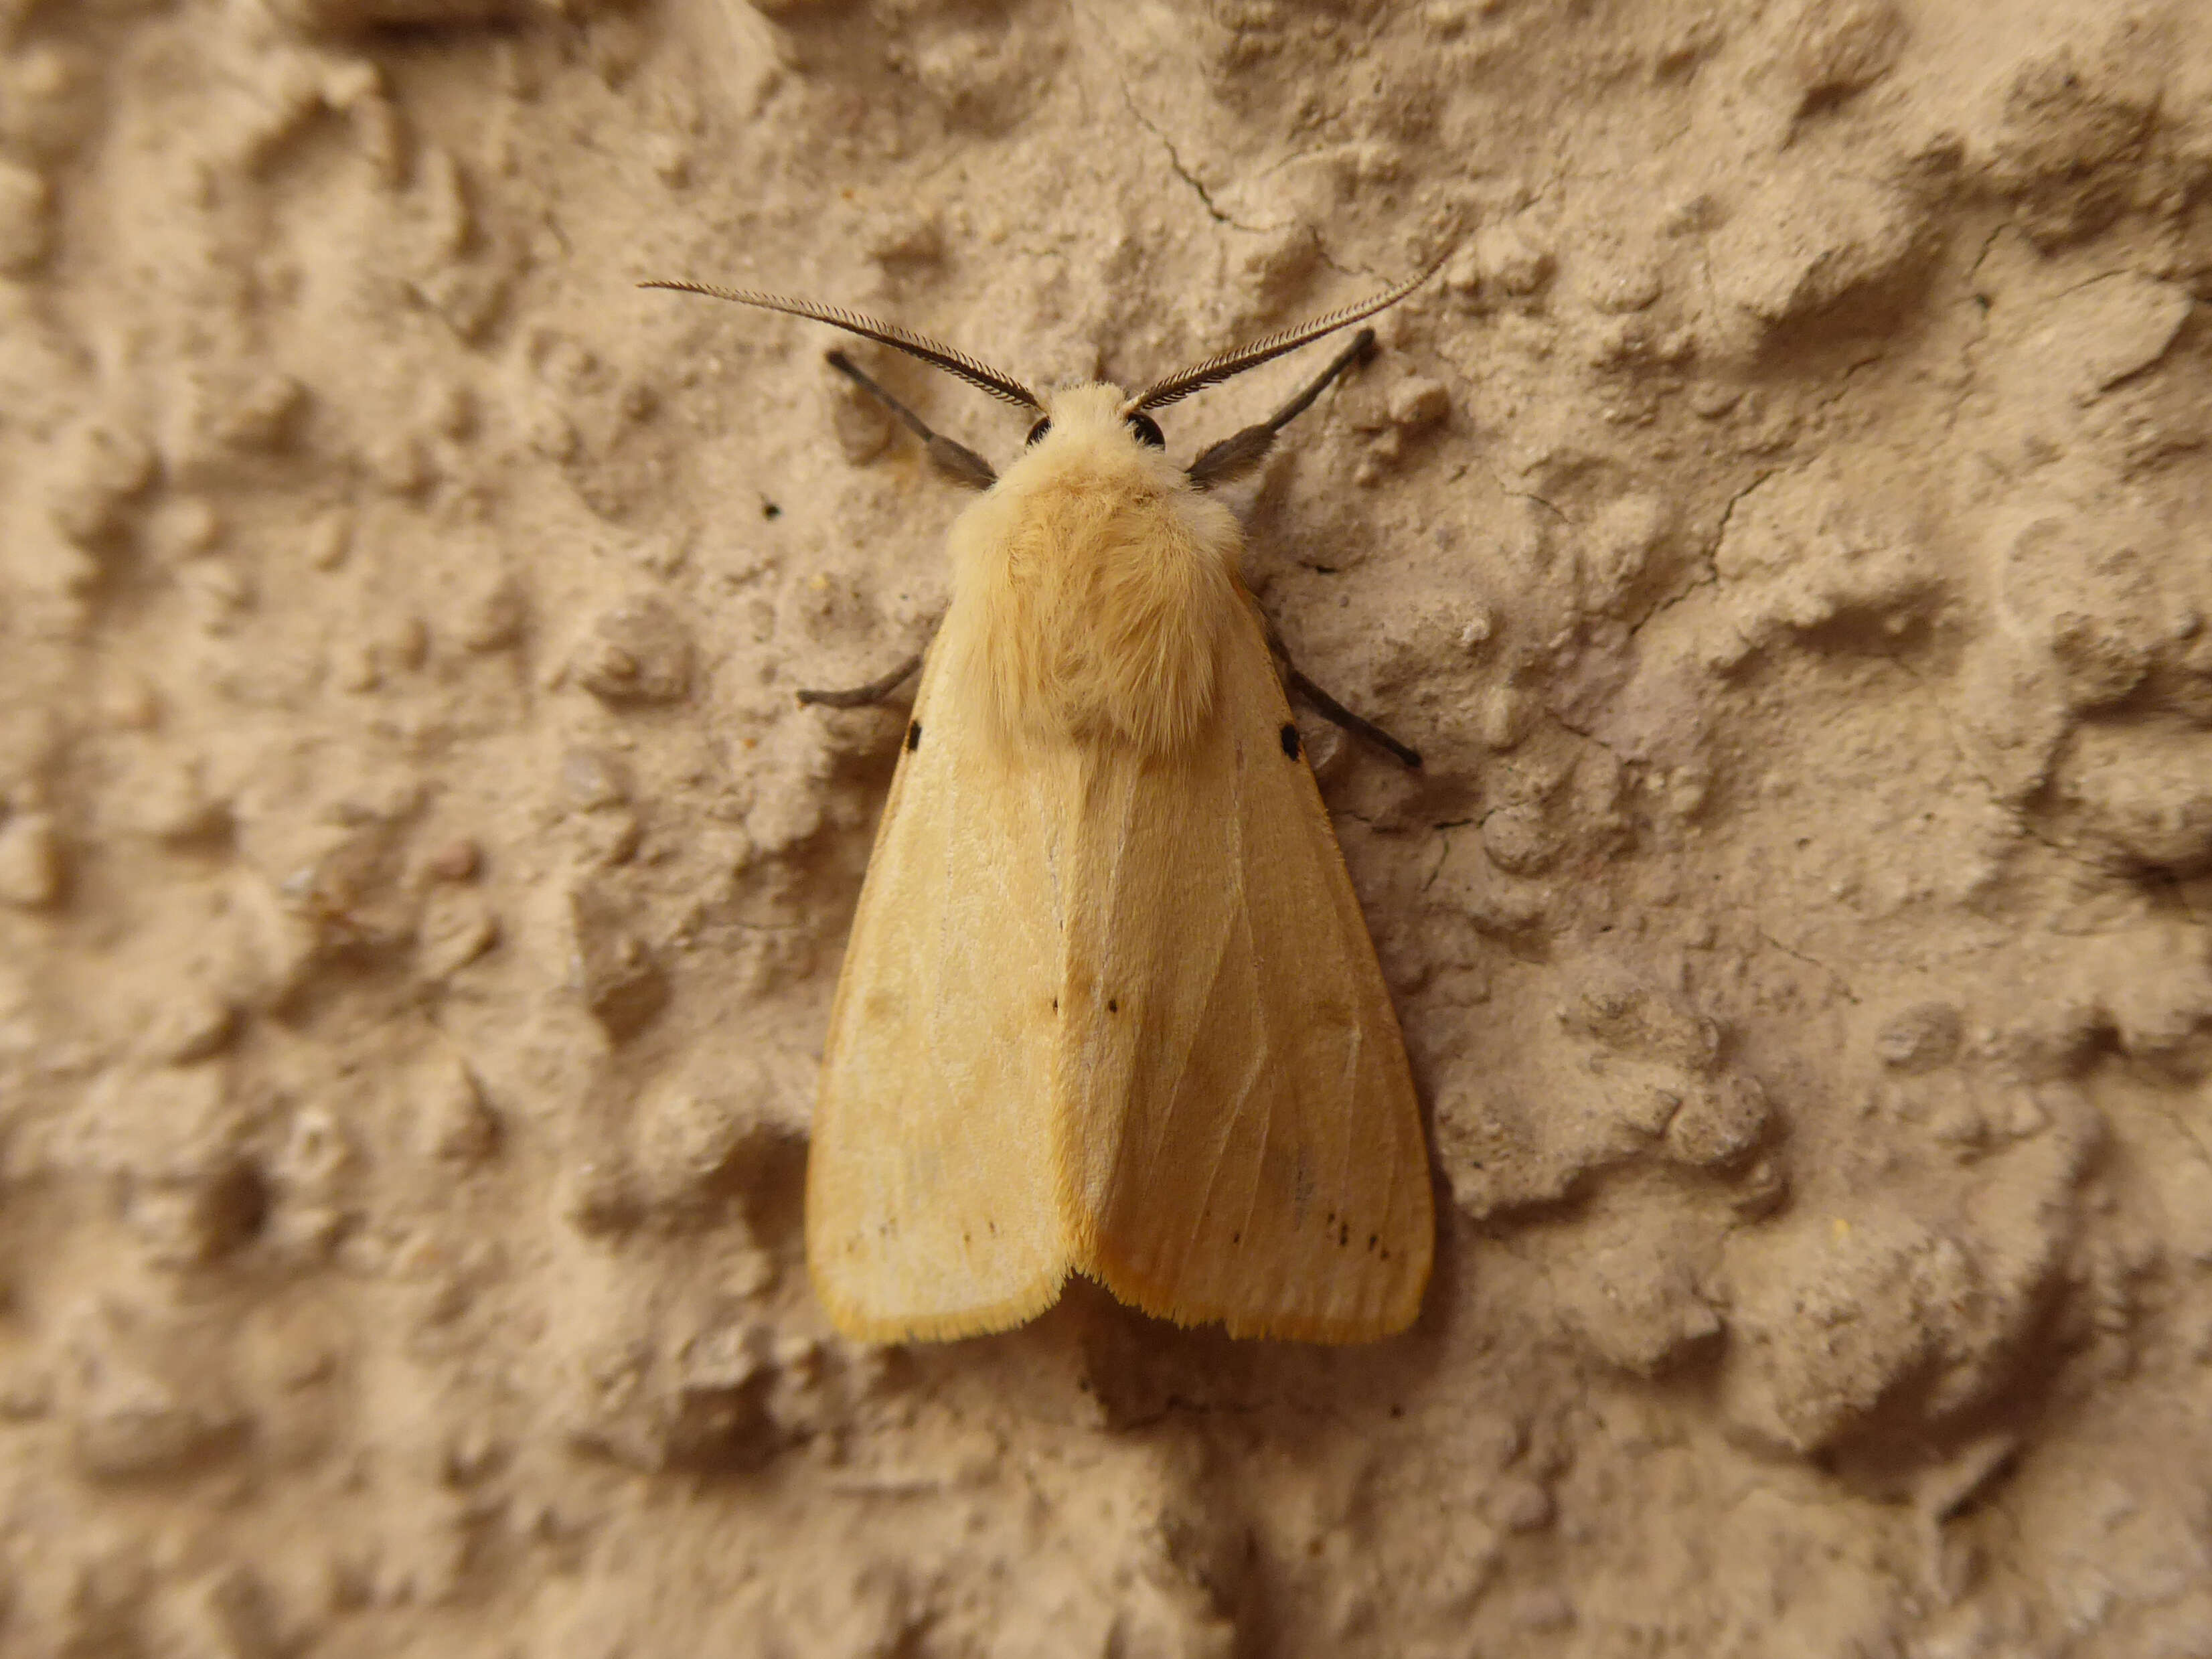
[2,1,2211,1654]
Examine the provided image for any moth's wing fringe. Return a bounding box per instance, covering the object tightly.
[1078,1257,1425,1344]
[819,1273,1071,1345]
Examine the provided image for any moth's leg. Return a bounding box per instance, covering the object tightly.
[826,350,996,491]
[1263,620,1421,770]
[796,653,922,710]
[1283,663,1423,771]
[1187,327,1379,490]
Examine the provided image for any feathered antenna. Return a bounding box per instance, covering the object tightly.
[1127,253,1447,414]
[639,281,1042,411]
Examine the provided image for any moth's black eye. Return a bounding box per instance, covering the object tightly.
[1126,412,1165,449]
[1026,417,1052,447]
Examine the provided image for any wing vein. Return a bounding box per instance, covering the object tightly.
[1168,1016,1247,1301]
[1173,881,1267,1302]
[1333,972,1360,1229]
[1228,750,1277,1264]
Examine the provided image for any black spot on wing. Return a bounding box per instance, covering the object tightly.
[905,720,923,752]
[1279,722,1300,760]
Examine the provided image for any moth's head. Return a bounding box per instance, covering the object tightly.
[1016,382,1168,463]
[972,382,1182,505]
[638,256,1445,487]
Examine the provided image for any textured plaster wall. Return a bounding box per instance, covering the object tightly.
[1,0,2211,1654]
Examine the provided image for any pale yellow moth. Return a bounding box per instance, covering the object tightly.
[647,262,1441,1342]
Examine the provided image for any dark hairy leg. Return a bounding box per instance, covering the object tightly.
[1186,329,1378,490]
[796,653,923,710]
[1281,660,1423,771]
[825,351,997,491]
[1259,612,1421,769]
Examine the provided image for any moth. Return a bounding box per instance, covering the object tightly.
[647,260,1440,1342]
